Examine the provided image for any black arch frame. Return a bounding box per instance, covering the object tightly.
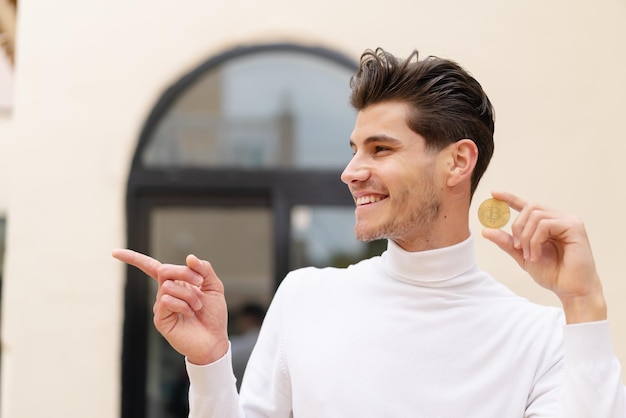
[121,43,358,418]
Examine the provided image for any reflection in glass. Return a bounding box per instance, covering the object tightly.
[147,207,273,418]
[142,51,356,170]
[290,205,386,270]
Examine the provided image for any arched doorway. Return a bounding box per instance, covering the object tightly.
[121,43,385,418]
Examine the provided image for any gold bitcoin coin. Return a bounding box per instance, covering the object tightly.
[478,198,510,229]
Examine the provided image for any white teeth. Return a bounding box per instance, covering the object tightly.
[356,195,383,206]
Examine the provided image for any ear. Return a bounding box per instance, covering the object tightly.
[443,139,478,187]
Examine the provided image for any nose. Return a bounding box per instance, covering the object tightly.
[341,154,370,185]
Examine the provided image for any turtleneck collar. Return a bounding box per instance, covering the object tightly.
[381,233,477,287]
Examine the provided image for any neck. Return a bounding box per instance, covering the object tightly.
[383,233,477,286]
[393,210,471,252]
[388,185,472,252]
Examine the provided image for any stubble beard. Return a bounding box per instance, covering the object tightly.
[354,177,440,244]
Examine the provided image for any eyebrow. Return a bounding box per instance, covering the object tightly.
[349,134,402,148]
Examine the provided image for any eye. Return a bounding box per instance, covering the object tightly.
[374,145,390,154]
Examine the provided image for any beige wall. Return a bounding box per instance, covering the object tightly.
[1,0,625,416]
[0,116,12,214]
[0,48,12,213]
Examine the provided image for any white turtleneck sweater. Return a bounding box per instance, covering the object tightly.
[186,236,626,417]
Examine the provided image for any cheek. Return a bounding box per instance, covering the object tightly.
[402,170,439,203]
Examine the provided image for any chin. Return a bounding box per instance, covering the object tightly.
[354,225,387,242]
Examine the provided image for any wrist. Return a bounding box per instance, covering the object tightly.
[187,339,230,366]
[560,290,607,325]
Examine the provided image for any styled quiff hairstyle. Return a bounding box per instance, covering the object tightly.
[350,48,495,196]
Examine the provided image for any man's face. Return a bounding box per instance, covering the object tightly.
[341,101,445,248]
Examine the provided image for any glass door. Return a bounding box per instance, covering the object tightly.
[123,43,362,418]
[146,205,274,418]
[290,205,385,270]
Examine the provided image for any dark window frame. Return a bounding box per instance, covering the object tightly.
[121,43,357,418]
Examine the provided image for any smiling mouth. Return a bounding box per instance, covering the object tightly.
[356,195,386,206]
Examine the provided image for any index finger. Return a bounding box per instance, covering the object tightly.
[490,190,527,213]
[112,249,161,280]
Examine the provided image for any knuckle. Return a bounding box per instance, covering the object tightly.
[156,263,169,279]
[161,279,174,290]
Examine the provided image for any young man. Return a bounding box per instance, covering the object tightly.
[114,48,625,417]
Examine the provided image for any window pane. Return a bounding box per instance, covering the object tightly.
[147,207,273,417]
[290,205,385,270]
[142,51,356,170]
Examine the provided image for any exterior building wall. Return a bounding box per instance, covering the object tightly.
[0,118,11,213]
[0,0,625,417]
[0,48,12,213]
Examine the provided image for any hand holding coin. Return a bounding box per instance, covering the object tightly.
[478,198,510,229]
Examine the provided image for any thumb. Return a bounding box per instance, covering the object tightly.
[482,228,524,266]
[185,254,224,293]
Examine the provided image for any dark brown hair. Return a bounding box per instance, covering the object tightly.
[350,48,495,195]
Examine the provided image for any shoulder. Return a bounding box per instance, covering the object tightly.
[282,256,380,283]
[494,294,566,344]
[275,256,381,297]
[470,270,566,335]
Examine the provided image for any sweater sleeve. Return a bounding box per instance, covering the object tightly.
[185,276,294,418]
[186,348,245,418]
[559,321,626,418]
